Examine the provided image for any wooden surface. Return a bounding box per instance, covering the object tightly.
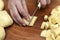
[3,0,60,40]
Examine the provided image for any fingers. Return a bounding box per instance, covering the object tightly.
[46,0,51,5]
[39,0,47,8]
[22,0,30,21]
[38,0,51,8]
[8,3,26,26]
[16,0,30,21]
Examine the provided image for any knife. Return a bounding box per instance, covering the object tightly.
[28,2,41,25]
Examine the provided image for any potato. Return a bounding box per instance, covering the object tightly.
[0,10,13,28]
[49,24,59,29]
[40,6,60,40]
[0,27,5,40]
[49,6,60,24]
[40,22,46,29]
[41,22,49,29]
[55,36,60,40]
[44,15,48,20]
[40,30,55,39]
[51,6,60,15]
[0,0,4,10]
[45,22,49,29]
[40,30,47,37]
[51,27,60,37]
[23,16,37,26]
[46,37,53,40]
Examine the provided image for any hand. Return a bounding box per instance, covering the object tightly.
[38,0,51,8]
[8,0,30,26]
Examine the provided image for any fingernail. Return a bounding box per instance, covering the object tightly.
[23,24,26,26]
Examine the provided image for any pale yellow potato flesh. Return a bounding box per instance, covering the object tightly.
[40,30,47,37]
[0,0,4,10]
[41,22,49,29]
[40,6,60,40]
[23,16,37,26]
[44,15,48,20]
[51,27,60,37]
[49,6,60,24]
[0,27,5,40]
[46,37,53,40]
[0,10,13,28]
[40,22,46,29]
[55,36,60,40]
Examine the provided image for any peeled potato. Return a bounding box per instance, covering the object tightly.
[23,16,37,26]
[49,6,60,24]
[41,22,46,29]
[40,6,60,40]
[0,27,5,40]
[46,37,53,40]
[55,36,60,40]
[0,0,4,10]
[44,15,48,20]
[0,10,13,28]
[41,22,49,29]
[51,27,60,37]
[41,30,51,37]
[49,24,59,29]
[40,30,47,37]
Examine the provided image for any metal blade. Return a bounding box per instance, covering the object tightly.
[28,6,39,25]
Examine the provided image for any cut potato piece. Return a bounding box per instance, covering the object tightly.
[49,6,60,24]
[23,16,37,26]
[44,15,48,20]
[51,27,60,37]
[0,10,13,28]
[40,30,55,39]
[40,30,47,37]
[45,22,49,29]
[0,27,5,40]
[46,37,53,40]
[49,24,59,29]
[0,0,4,10]
[40,22,46,29]
[40,6,60,40]
[55,36,60,40]
[41,22,49,29]
[51,6,60,15]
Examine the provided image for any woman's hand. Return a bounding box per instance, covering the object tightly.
[8,0,30,26]
[38,0,51,8]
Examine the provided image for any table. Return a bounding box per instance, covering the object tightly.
[4,0,60,40]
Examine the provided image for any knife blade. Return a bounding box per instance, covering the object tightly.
[28,2,41,25]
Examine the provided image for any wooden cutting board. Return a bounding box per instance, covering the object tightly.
[3,0,60,40]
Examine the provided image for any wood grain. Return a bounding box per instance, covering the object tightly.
[3,0,60,40]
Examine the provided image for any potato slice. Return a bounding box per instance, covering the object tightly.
[49,24,59,29]
[49,6,60,24]
[41,22,49,29]
[40,22,46,29]
[0,0,4,10]
[40,30,55,40]
[40,30,47,37]
[23,16,37,26]
[45,22,49,29]
[0,10,13,28]
[0,27,5,40]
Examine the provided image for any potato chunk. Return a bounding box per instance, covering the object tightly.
[0,0,4,10]
[0,27,5,40]
[0,11,13,28]
[23,16,37,26]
